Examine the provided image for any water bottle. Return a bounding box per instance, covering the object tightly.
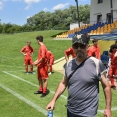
[47,110,53,117]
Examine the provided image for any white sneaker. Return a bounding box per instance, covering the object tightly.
[48,72,52,75]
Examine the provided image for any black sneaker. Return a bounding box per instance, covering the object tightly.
[40,93,47,98]
[30,72,35,74]
[40,89,50,98]
[34,91,42,94]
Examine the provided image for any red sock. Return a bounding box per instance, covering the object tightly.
[39,86,43,92]
[25,65,28,72]
[43,87,47,94]
[50,65,52,72]
[30,65,33,72]
[110,76,115,86]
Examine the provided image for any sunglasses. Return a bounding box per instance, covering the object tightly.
[73,44,86,49]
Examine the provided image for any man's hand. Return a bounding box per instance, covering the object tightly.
[46,100,55,111]
[104,108,111,117]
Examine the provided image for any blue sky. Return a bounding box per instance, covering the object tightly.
[0,0,90,26]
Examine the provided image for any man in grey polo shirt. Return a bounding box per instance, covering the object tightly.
[46,34,112,117]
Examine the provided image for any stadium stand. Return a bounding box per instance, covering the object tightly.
[55,20,117,39]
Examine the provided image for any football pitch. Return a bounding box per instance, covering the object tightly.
[0,63,117,117]
[0,30,117,117]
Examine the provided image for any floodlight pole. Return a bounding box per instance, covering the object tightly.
[75,0,80,27]
[110,0,113,23]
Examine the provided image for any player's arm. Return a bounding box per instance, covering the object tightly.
[87,48,93,56]
[20,49,27,56]
[64,50,69,62]
[100,72,112,117]
[97,47,101,60]
[46,76,68,110]
[31,47,34,56]
[31,52,33,56]
[33,58,44,66]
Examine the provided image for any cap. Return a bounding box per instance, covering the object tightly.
[72,34,90,46]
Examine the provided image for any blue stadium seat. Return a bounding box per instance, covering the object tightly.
[102,51,109,56]
[101,55,109,65]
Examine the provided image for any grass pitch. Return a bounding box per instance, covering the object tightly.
[0,30,117,117]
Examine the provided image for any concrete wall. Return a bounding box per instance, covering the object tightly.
[98,40,115,54]
[70,22,84,30]
[90,0,117,24]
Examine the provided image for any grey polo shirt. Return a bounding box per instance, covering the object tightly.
[65,57,106,117]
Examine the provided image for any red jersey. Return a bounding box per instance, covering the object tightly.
[38,44,48,67]
[110,51,117,65]
[20,45,34,58]
[88,45,100,60]
[65,47,76,58]
[47,51,54,60]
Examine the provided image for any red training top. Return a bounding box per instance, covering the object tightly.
[47,51,54,59]
[65,47,76,58]
[88,45,100,60]
[37,44,48,67]
[110,51,117,66]
[20,45,34,59]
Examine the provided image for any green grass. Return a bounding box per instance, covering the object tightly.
[0,30,117,117]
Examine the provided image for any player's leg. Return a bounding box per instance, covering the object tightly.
[109,66,116,89]
[48,58,54,75]
[24,58,28,73]
[34,67,43,94]
[40,65,49,97]
[114,67,117,89]
[29,58,33,73]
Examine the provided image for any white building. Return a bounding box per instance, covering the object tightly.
[90,0,117,24]
[70,22,84,30]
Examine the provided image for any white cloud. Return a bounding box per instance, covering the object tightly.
[25,5,31,10]
[52,3,69,10]
[12,0,21,1]
[24,0,41,5]
[0,1,4,10]
[43,8,48,11]
[24,0,41,10]
[27,16,31,19]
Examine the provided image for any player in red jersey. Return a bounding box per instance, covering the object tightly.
[33,35,49,97]
[108,44,117,90]
[20,41,34,74]
[64,47,76,61]
[88,39,100,60]
[47,50,54,75]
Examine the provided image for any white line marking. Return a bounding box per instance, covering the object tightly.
[0,83,50,117]
[2,71,67,99]
[98,107,117,113]
[2,71,117,114]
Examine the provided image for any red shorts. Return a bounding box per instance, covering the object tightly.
[37,65,48,80]
[24,58,33,65]
[49,58,54,65]
[109,65,117,76]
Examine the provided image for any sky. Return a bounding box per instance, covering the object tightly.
[0,0,90,26]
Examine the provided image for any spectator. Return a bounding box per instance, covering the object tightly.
[46,34,112,117]
[20,41,34,74]
[108,40,117,56]
[88,39,100,60]
[64,47,76,61]
[33,35,49,98]
[108,44,117,90]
